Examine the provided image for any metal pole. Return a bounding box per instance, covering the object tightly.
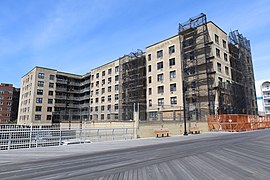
[182,80,188,135]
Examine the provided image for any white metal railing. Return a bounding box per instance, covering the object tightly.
[0,126,135,150]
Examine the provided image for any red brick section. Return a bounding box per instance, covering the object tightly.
[0,83,20,124]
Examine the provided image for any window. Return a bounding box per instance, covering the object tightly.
[49,83,54,88]
[216,48,220,58]
[171,97,177,105]
[158,86,164,94]
[46,115,52,120]
[108,68,112,74]
[170,71,176,79]
[96,81,99,87]
[101,106,104,111]
[158,98,164,106]
[215,34,219,44]
[37,89,43,95]
[49,75,55,80]
[36,98,42,103]
[96,73,99,78]
[102,79,105,85]
[148,88,152,95]
[48,99,53,104]
[108,95,111,102]
[35,115,41,120]
[38,81,44,87]
[115,66,119,73]
[115,75,119,82]
[217,63,222,72]
[48,91,53,96]
[6,107,11,111]
[148,54,151,61]
[148,77,152,83]
[107,77,112,84]
[101,114,104,120]
[101,88,105,94]
[96,89,99,95]
[38,73,45,79]
[169,58,175,66]
[90,99,93,104]
[107,114,111,119]
[157,62,163,70]
[115,94,119,101]
[7,102,11,106]
[157,74,164,82]
[157,50,163,58]
[222,40,227,49]
[0,90,3,94]
[189,51,194,60]
[95,106,98,111]
[224,53,228,61]
[108,86,112,92]
[170,83,176,92]
[115,104,119,110]
[108,105,111,111]
[101,96,105,103]
[149,99,152,107]
[169,45,175,54]
[115,85,119,91]
[95,98,99,103]
[225,66,229,75]
[102,71,105,76]
[148,65,151,72]
[47,107,52,112]
[36,106,42,112]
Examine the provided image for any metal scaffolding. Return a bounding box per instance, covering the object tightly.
[179,13,215,122]
[229,30,257,115]
[119,50,147,121]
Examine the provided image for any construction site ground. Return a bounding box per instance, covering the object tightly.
[0,130,270,180]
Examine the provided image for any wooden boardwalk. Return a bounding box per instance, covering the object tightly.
[0,130,270,179]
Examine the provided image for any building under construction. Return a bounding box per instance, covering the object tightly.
[146,13,257,124]
[119,50,146,121]
[17,13,257,126]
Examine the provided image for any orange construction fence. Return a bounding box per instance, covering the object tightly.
[208,114,270,131]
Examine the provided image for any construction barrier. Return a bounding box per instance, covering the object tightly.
[208,114,270,132]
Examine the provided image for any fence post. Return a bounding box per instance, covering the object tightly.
[59,126,62,146]
[29,125,33,148]
[36,130,38,148]
[8,132,11,150]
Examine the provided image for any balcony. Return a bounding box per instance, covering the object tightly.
[264,103,270,107]
[81,80,90,86]
[54,103,66,107]
[56,87,67,92]
[81,88,90,93]
[56,79,67,84]
[80,95,90,100]
[68,81,81,86]
[55,95,67,100]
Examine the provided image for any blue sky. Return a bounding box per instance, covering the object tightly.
[0,0,270,87]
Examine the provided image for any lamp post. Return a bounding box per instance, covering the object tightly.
[182,80,188,135]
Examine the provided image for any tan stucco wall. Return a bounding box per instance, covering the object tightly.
[60,120,209,138]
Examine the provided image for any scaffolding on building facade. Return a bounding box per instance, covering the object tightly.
[179,13,215,122]
[119,50,147,121]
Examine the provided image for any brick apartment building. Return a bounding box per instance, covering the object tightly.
[0,83,20,123]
